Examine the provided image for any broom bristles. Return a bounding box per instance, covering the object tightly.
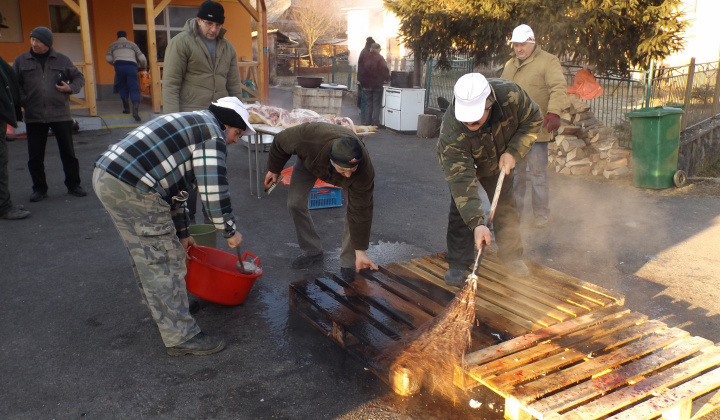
[378,274,478,400]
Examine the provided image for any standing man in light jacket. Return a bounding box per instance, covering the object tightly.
[13,27,87,203]
[162,0,244,224]
[106,30,147,121]
[501,24,570,229]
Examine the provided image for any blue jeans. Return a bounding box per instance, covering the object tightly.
[113,61,141,102]
[362,88,383,126]
[513,141,549,219]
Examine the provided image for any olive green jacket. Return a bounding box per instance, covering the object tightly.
[267,122,374,250]
[437,78,542,230]
[162,19,243,113]
[501,46,570,142]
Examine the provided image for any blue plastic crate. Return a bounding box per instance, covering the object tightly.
[308,187,342,209]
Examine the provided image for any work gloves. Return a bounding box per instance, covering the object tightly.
[542,112,561,132]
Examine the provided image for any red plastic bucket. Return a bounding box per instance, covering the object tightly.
[185,245,262,305]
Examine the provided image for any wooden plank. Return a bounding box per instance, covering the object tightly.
[691,387,720,419]
[288,281,393,350]
[314,276,410,338]
[381,263,455,304]
[362,270,446,317]
[606,367,720,420]
[465,306,629,366]
[490,321,678,397]
[422,255,582,321]
[471,313,650,382]
[527,336,714,417]
[508,326,690,404]
[392,262,541,335]
[560,346,720,420]
[477,257,600,314]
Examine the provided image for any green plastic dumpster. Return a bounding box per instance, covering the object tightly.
[625,106,684,189]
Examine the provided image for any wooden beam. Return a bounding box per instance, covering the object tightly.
[146,0,163,113]
[257,0,269,103]
[61,0,80,16]
[153,0,172,19]
[235,0,260,21]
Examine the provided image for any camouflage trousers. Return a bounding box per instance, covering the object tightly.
[92,167,201,347]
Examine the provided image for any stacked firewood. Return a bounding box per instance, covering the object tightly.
[548,94,632,179]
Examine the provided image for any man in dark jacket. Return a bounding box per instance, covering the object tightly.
[0,14,30,220]
[358,43,390,126]
[356,36,375,122]
[13,26,86,202]
[263,122,377,277]
[437,73,542,285]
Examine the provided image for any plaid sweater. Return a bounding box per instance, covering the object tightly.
[95,110,236,238]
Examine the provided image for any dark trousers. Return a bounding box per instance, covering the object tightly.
[0,122,12,214]
[113,61,141,103]
[362,88,383,126]
[446,171,523,269]
[26,121,82,193]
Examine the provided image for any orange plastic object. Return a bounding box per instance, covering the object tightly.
[567,69,603,100]
[279,167,335,188]
[185,246,262,305]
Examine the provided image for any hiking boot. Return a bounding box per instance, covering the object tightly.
[444,268,466,287]
[30,191,48,202]
[504,259,530,278]
[0,206,31,220]
[166,332,225,356]
[291,252,323,269]
[68,186,87,197]
[533,215,548,229]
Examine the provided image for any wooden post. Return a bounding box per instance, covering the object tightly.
[713,59,720,117]
[682,57,696,131]
[145,0,170,114]
[62,0,97,116]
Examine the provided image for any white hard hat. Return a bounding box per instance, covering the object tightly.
[510,24,535,44]
[453,73,492,123]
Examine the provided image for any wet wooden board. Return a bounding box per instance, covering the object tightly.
[289,252,719,419]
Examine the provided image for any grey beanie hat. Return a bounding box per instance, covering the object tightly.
[30,26,53,48]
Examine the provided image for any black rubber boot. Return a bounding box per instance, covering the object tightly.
[121,97,130,114]
[132,101,141,122]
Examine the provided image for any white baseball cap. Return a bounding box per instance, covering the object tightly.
[510,24,535,44]
[210,97,256,135]
[453,73,492,123]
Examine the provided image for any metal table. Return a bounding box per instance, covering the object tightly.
[246,124,282,198]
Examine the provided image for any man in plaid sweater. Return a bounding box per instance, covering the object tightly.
[93,97,255,356]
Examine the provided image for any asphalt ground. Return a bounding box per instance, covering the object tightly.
[1,88,719,419]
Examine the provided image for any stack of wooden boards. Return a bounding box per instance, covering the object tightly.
[289,249,720,419]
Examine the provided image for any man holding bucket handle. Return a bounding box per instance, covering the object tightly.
[93,96,255,356]
[264,122,378,278]
[437,73,542,286]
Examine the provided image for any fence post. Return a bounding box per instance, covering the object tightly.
[331,57,336,84]
[713,60,720,117]
[682,57,696,131]
[424,58,433,107]
[644,58,655,108]
[347,65,353,91]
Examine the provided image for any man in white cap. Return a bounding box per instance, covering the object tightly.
[501,24,570,229]
[437,73,543,285]
[93,97,255,356]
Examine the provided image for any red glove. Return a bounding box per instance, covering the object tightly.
[542,113,561,133]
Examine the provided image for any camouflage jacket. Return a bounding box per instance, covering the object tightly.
[436,78,542,229]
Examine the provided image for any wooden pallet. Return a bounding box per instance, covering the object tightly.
[288,252,720,419]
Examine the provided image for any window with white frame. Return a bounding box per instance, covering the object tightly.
[132,5,199,62]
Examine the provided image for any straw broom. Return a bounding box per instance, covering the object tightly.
[378,170,507,400]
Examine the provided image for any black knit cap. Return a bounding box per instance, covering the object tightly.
[117,30,127,38]
[30,27,53,48]
[329,137,363,168]
[208,104,247,131]
[365,37,375,46]
[197,0,225,24]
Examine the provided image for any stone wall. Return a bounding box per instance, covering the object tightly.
[678,118,720,175]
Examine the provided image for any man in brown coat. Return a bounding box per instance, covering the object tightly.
[501,24,570,229]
